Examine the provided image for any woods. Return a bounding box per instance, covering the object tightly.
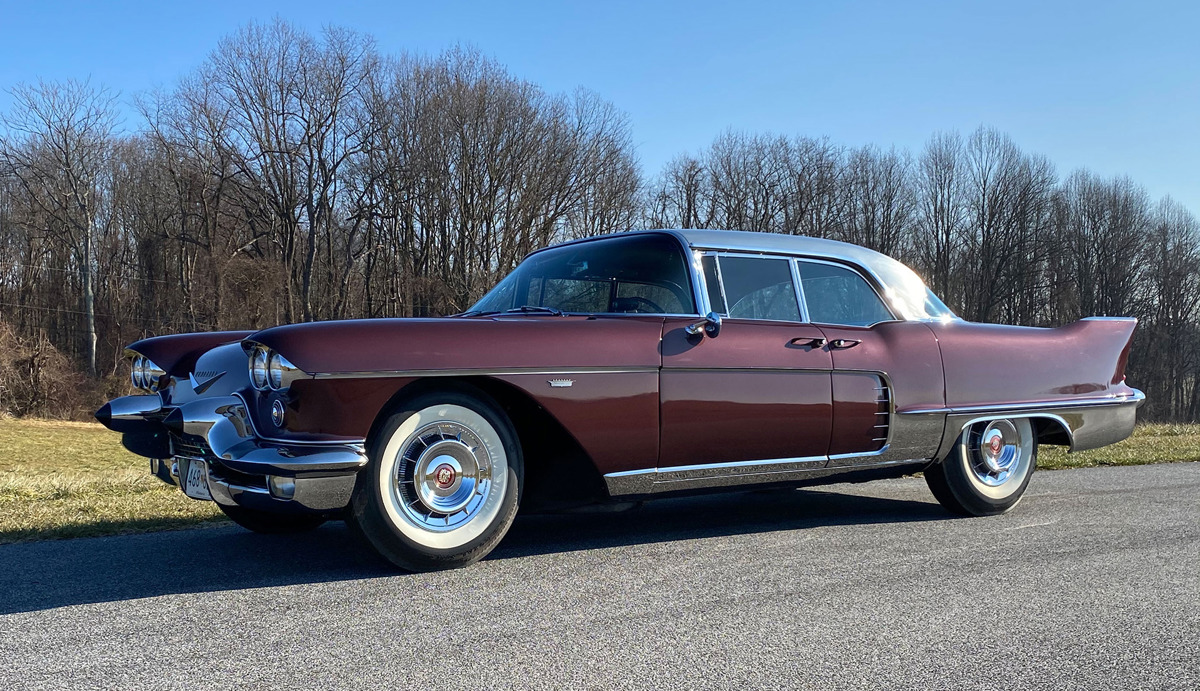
[1,20,1197,421]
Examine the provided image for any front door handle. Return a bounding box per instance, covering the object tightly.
[829,338,862,349]
[789,337,826,348]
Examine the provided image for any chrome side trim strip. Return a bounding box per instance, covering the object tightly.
[311,366,660,380]
[657,454,828,476]
[603,455,927,496]
[828,444,891,461]
[900,389,1145,416]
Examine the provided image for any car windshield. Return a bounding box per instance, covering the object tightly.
[468,234,697,315]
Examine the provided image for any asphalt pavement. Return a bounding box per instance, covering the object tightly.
[1,463,1197,690]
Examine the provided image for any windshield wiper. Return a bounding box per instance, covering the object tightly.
[454,305,565,317]
[504,305,564,316]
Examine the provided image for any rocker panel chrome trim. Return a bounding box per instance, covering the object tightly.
[603,455,927,496]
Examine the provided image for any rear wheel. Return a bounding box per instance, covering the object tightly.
[218,504,327,534]
[926,417,1036,516]
[347,388,523,572]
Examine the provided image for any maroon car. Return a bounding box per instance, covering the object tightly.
[96,230,1143,571]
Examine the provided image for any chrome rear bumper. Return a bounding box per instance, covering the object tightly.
[97,394,366,513]
[927,389,1146,459]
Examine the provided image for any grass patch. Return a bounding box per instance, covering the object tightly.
[0,418,1196,545]
[0,418,225,545]
[1038,423,1200,469]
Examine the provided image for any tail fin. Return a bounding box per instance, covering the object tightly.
[1063,317,1138,386]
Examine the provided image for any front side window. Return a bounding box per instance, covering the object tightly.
[469,234,696,315]
[797,260,894,326]
[704,255,802,322]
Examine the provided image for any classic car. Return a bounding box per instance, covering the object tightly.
[95,229,1144,571]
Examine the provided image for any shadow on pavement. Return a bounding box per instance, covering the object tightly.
[0,486,946,614]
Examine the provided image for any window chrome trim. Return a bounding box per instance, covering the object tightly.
[713,255,730,316]
[793,257,899,326]
[684,240,911,321]
[789,258,811,323]
[691,250,712,316]
[697,250,806,324]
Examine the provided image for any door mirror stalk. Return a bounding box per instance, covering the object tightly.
[686,312,723,339]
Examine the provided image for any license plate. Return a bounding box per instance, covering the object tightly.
[182,460,213,501]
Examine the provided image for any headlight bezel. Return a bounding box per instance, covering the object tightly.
[267,351,299,391]
[129,354,166,392]
[247,344,303,392]
[131,356,145,389]
[249,347,270,390]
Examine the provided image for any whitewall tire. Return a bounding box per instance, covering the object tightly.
[348,388,523,571]
[925,417,1037,516]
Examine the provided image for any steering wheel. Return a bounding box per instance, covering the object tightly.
[612,296,666,313]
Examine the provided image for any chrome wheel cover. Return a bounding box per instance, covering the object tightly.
[378,404,508,549]
[399,422,491,529]
[961,418,1034,499]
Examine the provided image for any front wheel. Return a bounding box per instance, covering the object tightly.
[347,388,523,572]
[925,417,1037,516]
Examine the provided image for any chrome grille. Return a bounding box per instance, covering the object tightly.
[170,433,213,459]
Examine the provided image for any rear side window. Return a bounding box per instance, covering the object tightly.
[705,255,802,322]
[797,260,894,326]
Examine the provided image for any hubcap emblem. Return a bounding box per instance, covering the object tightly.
[434,463,456,489]
[988,436,1003,455]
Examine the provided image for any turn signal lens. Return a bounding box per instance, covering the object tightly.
[267,475,295,500]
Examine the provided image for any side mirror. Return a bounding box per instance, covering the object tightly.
[685,311,722,339]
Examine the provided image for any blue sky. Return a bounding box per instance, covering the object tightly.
[1,0,1197,214]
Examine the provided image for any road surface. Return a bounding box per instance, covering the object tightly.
[1,463,1197,689]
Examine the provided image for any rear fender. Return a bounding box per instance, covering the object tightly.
[930,317,1138,410]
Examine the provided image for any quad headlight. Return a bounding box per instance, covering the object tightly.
[249,347,270,390]
[129,355,166,392]
[249,346,300,392]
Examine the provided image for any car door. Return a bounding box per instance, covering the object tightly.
[795,259,945,465]
[660,253,833,474]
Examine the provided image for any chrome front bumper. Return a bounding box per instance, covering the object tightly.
[97,394,367,513]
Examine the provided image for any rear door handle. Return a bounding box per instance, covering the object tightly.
[829,339,861,349]
[789,337,826,348]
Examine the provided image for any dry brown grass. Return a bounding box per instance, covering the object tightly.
[0,417,224,544]
[1037,423,1200,469]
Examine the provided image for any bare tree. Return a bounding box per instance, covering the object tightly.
[0,79,118,375]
